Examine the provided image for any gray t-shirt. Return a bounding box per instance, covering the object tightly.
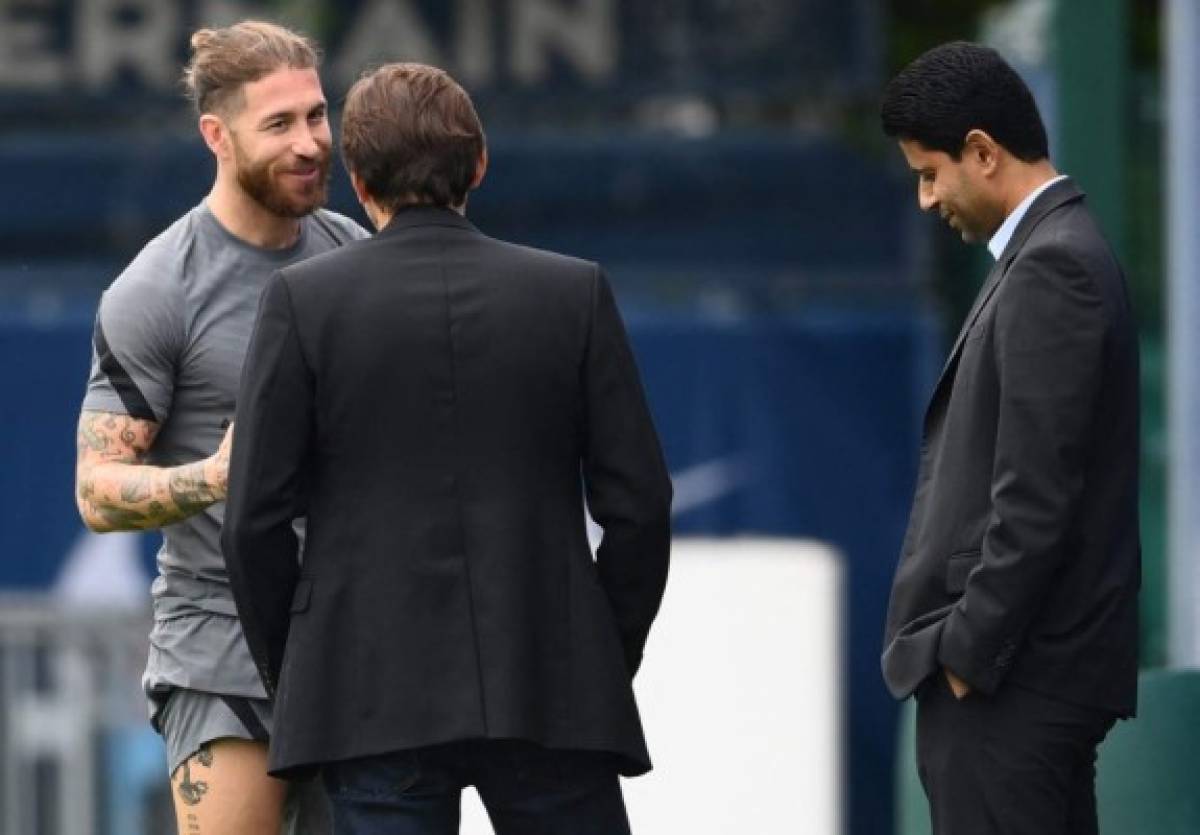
[82,201,369,702]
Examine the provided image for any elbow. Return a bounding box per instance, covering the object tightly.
[75,484,114,534]
[77,502,114,534]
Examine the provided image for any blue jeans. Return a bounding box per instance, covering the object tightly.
[321,739,633,835]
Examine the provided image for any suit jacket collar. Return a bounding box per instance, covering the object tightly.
[927,177,1086,416]
[376,204,478,237]
[992,176,1083,267]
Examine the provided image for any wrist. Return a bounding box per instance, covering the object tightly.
[202,455,228,501]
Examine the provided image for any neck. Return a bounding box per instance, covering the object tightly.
[366,197,467,231]
[207,172,302,249]
[999,159,1060,218]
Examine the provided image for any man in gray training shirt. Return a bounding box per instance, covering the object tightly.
[74,20,367,835]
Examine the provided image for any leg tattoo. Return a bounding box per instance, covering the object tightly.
[176,744,213,806]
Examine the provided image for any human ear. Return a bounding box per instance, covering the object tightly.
[350,170,372,206]
[198,114,230,161]
[963,129,1000,176]
[470,147,488,191]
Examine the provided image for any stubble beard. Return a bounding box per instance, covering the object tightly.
[234,139,331,220]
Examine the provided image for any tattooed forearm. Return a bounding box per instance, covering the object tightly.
[169,468,222,517]
[96,505,152,530]
[75,411,230,533]
[78,459,222,532]
[119,471,153,503]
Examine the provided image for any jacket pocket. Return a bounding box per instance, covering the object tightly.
[945,551,982,595]
[290,578,313,613]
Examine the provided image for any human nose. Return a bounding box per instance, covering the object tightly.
[917,181,937,213]
[292,124,321,159]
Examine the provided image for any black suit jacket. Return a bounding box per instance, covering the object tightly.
[222,206,673,777]
[881,179,1140,716]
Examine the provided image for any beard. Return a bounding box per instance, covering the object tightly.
[233,137,331,219]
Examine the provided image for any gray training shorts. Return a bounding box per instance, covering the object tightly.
[156,687,272,774]
[157,688,331,834]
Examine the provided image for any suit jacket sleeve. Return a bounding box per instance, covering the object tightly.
[582,267,673,677]
[938,245,1107,694]
[221,272,314,695]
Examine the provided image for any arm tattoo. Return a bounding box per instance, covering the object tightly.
[119,471,152,503]
[169,467,221,517]
[78,419,109,454]
[75,412,225,532]
[97,506,152,529]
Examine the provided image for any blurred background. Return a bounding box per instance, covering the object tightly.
[0,0,1188,833]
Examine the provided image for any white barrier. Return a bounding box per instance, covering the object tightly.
[0,596,161,835]
[1,536,842,834]
[461,537,844,835]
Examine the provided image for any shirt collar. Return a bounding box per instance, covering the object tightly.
[987,174,1068,260]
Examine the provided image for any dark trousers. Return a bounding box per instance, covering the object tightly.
[916,673,1117,835]
[321,739,633,835]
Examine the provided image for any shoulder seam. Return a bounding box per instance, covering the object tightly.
[311,211,348,247]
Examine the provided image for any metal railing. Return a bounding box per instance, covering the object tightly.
[0,595,170,835]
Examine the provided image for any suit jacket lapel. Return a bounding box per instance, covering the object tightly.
[924,177,1086,423]
[937,256,1004,385]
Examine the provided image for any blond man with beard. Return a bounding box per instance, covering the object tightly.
[73,21,367,834]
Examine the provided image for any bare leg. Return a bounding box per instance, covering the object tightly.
[171,739,286,835]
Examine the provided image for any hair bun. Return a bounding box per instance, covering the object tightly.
[190,29,216,53]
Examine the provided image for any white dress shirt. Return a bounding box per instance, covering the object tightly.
[987,174,1068,260]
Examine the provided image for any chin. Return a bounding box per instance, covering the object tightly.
[285,188,328,218]
[958,227,980,244]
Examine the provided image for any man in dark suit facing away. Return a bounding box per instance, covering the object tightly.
[879,42,1140,835]
[222,62,672,835]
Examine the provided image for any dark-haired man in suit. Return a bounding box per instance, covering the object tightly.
[223,62,672,835]
[880,41,1140,835]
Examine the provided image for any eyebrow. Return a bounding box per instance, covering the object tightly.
[258,102,326,127]
[258,111,293,127]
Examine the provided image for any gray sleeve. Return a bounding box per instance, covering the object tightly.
[81,264,184,423]
[315,209,372,243]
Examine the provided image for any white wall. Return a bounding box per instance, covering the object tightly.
[461,537,843,834]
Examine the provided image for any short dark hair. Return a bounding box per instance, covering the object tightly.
[341,63,485,210]
[880,41,1048,162]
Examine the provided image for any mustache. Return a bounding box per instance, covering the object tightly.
[279,153,332,179]
[286,142,332,166]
